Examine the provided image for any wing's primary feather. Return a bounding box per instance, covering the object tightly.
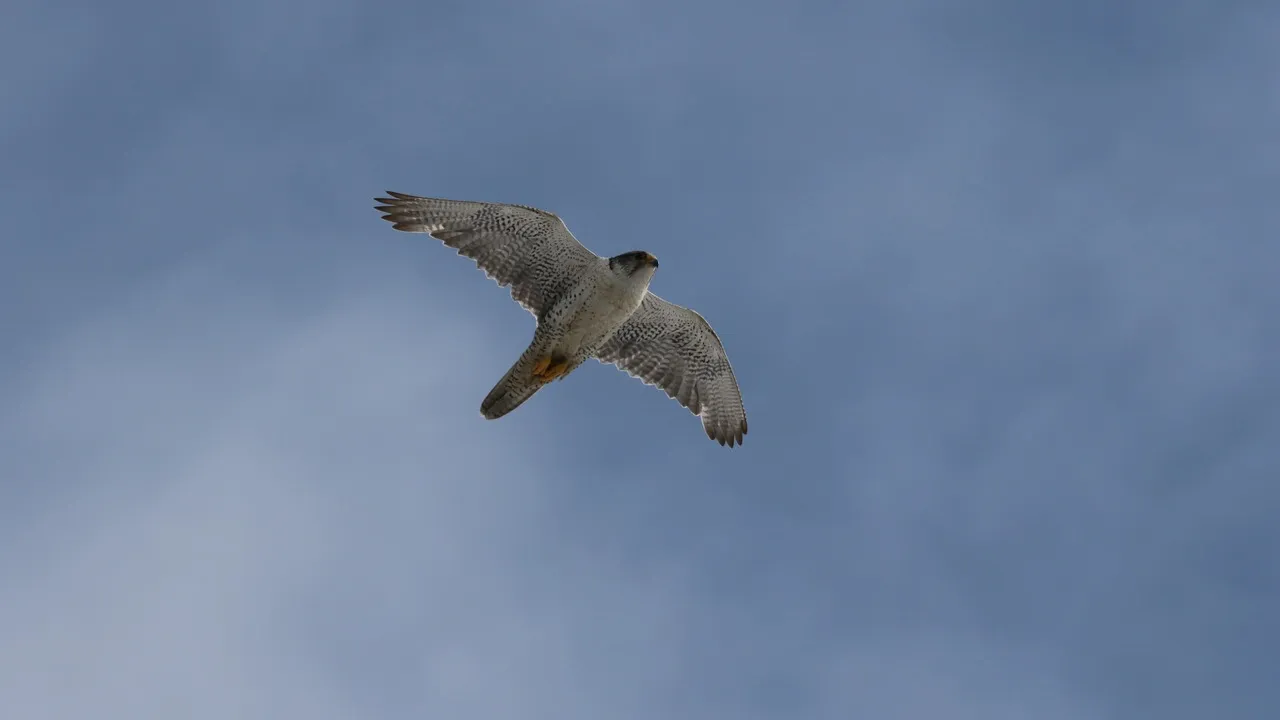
[597,294,748,447]
[374,191,599,317]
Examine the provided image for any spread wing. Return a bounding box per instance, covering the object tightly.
[374,191,600,317]
[597,294,748,447]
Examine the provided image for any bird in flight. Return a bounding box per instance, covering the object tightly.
[374,191,748,447]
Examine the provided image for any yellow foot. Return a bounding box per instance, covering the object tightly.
[531,355,571,382]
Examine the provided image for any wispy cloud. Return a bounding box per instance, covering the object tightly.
[3,0,1278,718]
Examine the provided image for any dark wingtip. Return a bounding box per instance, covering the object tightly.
[374,191,412,207]
[704,417,747,447]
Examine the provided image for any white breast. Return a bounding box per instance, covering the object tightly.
[561,260,652,355]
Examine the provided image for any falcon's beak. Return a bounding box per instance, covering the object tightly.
[640,252,659,268]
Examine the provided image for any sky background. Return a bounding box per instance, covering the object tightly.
[2,0,1278,718]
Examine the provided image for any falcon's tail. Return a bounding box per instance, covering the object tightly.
[479,340,550,420]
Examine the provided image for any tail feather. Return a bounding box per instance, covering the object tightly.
[480,342,546,420]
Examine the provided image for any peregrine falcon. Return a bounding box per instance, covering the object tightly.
[374,191,748,447]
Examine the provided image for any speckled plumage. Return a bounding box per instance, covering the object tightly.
[374,191,748,447]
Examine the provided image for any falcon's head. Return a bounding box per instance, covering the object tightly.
[608,250,659,277]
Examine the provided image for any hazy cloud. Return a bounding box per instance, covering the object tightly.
[3,0,1277,718]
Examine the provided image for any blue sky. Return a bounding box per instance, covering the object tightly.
[3,0,1278,718]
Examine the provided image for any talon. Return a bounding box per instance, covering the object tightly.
[532,356,552,376]
[531,355,570,382]
[544,359,570,381]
